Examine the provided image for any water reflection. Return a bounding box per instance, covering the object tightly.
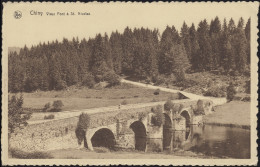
[148,125,250,159]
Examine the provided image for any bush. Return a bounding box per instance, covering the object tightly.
[154,89,160,95]
[51,100,64,112]
[244,80,250,94]
[44,114,55,120]
[145,77,151,84]
[226,82,237,102]
[82,73,95,88]
[121,100,128,105]
[104,71,120,87]
[75,113,90,145]
[164,99,174,111]
[42,102,51,112]
[153,75,165,86]
[8,95,31,137]
[203,86,226,97]
[9,148,53,159]
[151,105,164,126]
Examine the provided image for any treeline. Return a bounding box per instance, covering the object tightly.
[8,17,250,93]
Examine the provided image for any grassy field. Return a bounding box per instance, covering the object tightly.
[13,83,179,112]
[203,101,250,128]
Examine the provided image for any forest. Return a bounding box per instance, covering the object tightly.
[8,17,250,93]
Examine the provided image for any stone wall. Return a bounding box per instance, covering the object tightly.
[10,116,79,152]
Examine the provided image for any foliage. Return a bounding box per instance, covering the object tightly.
[153,75,165,86]
[44,114,55,120]
[164,99,174,111]
[82,73,95,88]
[104,71,121,87]
[153,89,160,95]
[42,102,51,112]
[9,148,53,159]
[244,80,250,93]
[51,100,64,112]
[8,95,31,137]
[226,82,237,102]
[203,86,226,97]
[75,113,90,145]
[151,105,165,126]
[8,17,250,93]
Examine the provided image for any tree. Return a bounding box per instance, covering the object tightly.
[181,22,191,60]
[245,18,251,64]
[189,23,200,71]
[8,95,31,139]
[209,17,222,69]
[197,20,213,70]
[110,31,123,74]
[52,100,64,112]
[226,82,236,102]
[168,43,190,81]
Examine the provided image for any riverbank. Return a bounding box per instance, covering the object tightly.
[203,101,250,129]
[47,148,220,159]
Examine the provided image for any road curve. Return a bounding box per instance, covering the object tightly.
[121,79,227,106]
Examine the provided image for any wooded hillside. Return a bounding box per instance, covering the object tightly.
[8,17,250,93]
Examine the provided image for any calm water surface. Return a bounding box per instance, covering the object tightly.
[147,125,250,159]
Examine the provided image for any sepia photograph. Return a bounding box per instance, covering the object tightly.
[1,2,258,166]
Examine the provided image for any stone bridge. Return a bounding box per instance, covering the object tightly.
[10,99,213,152]
[78,99,213,151]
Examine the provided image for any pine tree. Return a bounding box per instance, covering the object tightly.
[168,43,190,81]
[110,31,123,74]
[245,18,251,64]
[197,20,213,70]
[189,23,200,71]
[181,22,192,61]
[209,17,222,69]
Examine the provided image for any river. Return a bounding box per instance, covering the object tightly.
[145,125,250,159]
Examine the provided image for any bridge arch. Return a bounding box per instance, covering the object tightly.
[130,121,146,151]
[180,110,191,127]
[163,113,172,149]
[180,110,192,140]
[87,127,116,151]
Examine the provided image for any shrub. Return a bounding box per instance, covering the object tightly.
[44,114,55,120]
[244,80,250,94]
[151,105,164,126]
[121,100,128,105]
[82,73,95,88]
[164,99,174,111]
[153,75,165,86]
[9,148,53,159]
[51,100,64,112]
[75,113,90,145]
[8,95,31,138]
[145,77,151,84]
[242,96,250,102]
[154,89,160,95]
[226,82,237,102]
[104,71,120,87]
[203,86,226,97]
[42,102,51,112]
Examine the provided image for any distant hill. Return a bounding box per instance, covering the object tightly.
[8,47,21,54]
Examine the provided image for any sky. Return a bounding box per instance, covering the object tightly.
[3,2,257,48]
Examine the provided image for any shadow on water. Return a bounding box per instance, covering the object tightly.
[148,125,250,159]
